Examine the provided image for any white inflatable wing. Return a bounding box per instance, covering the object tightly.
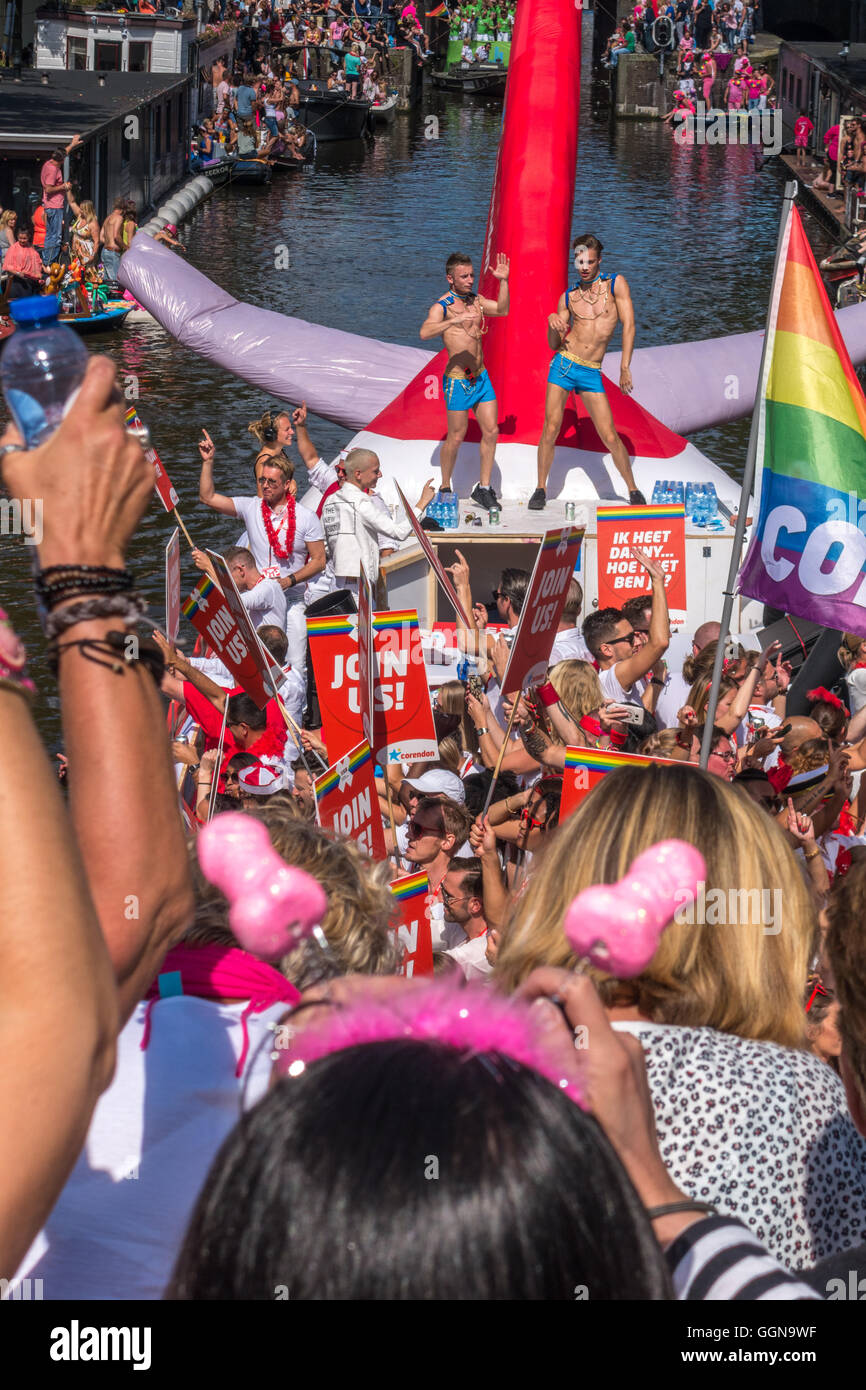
[119,234,434,429]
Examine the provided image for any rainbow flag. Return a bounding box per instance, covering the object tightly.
[314,740,373,800]
[427,3,446,14]
[564,747,660,773]
[389,871,429,902]
[739,204,866,634]
[307,614,355,638]
[181,575,215,619]
[372,610,419,632]
[597,504,685,524]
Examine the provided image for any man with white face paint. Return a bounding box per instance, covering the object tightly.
[531,233,645,510]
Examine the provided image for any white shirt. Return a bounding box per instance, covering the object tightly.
[241,574,287,630]
[231,494,325,602]
[13,996,287,1300]
[600,663,640,704]
[654,669,691,730]
[190,653,235,688]
[447,932,493,981]
[549,626,592,666]
[321,480,420,585]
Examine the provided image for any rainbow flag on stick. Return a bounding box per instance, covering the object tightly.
[738,203,866,635]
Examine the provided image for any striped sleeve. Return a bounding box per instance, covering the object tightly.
[666,1216,823,1301]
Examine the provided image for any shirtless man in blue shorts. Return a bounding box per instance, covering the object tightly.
[419,250,510,513]
[530,233,646,510]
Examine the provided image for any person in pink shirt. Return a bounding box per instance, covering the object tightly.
[3,225,44,299]
[794,110,814,167]
[39,133,81,267]
[725,73,746,110]
[824,123,841,190]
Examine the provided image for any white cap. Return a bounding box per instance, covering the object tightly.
[239,763,284,796]
[403,769,466,804]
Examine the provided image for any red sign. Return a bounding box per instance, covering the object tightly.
[165,527,180,643]
[596,505,687,627]
[501,526,585,695]
[207,550,282,703]
[559,746,684,821]
[357,563,374,748]
[314,739,387,860]
[393,481,472,627]
[308,609,438,765]
[181,576,270,708]
[126,408,180,513]
[389,871,434,977]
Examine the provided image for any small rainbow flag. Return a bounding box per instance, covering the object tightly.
[427,2,446,14]
[314,741,372,799]
[389,871,429,902]
[564,747,659,773]
[739,203,866,634]
[124,406,141,428]
[541,526,585,551]
[597,504,685,524]
[181,575,215,619]
[373,610,419,632]
[307,615,355,637]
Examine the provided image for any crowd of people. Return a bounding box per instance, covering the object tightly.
[1,323,866,1302]
[602,0,760,69]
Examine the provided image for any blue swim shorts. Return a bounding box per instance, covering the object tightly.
[547,352,604,394]
[442,367,497,413]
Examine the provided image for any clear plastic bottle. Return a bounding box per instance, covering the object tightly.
[449,492,459,529]
[1,294,89,447]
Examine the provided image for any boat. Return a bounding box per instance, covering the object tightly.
[230,158,272,186]
[270,130,317,169]
[432,62,507,96]
[189,154,236,187]
[371,94,398,125]
[293,81,374,141]
[58,303,133,333]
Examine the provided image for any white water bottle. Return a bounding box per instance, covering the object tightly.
[1,294,88,448]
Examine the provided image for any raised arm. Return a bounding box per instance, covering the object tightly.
[198,428,238,516]
[479,252,510,317]
[612,548,671,689]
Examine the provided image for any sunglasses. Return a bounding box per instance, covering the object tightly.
[713,748,737,763]
[407,818,443,839]
[610,632,638,646]
[519,806,547,828]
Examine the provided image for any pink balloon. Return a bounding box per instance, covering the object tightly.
[197,813,328,961]
[563,839,706,978]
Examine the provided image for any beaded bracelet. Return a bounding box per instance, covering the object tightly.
[49,629,166,685]
[36,565,133,611]
[43,594,148,643]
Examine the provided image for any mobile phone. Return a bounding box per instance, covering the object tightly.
[616,703,646,726]
[466,673,485,702]
[773,722,792,740]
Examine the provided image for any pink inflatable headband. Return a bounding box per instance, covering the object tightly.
[564,839,706,978]
[276,979,587,1109]
[197,813,328,960]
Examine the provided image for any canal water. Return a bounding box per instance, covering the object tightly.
[1,19,839,743]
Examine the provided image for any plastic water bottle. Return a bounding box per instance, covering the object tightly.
[450,492,459,529]
[1,295,89,448]
[652,480,663,504]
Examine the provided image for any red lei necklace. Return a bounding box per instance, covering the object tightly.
[261,496,297,561]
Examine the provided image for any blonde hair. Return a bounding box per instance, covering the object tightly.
[638,728,695,761]
[0,209,17,230]
[549,659,603,722]
[436,679,478,757]
[494,763,816,1048]
[256,451,294,483]
[437,734,462,774]
[686,673,737,724]
[247,409,291,447]
[78,201,97,223]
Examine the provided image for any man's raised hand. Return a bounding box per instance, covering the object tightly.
[488,252,510,281]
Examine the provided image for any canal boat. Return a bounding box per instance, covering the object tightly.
[230,159,273,186]
[293,82,374,140]
[59,303,133,333]
[271,131,318,169]
[432,62,507,96]
[371,94,398,124]
[190,154,236,186]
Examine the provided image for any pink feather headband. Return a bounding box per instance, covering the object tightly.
[276,979,587,1108]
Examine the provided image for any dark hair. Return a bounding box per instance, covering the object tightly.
[168,1040,673,1299]
[445,251,473,276]
[572,233,604,255]
[463,769,520,817]
[226,693,268,730]
[225,751,261,774]
[582,607,626,661]
[621,594,652,628]
[498,567,529,616]
[257,623,288,664]
[448,855,483,898]
[808,698,847,743]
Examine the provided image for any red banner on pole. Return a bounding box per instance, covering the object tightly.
[357,564,375,749]
[389,871,434,977]
[595,504,686,628]
[393,481,472,627]
[308,609,438,765]
[314,739,387,860]
[206,550,282,702]
[559,745,684,821]
[181,576,270,708]
[126,407,180,513]
[165,527,180,643]
[501,526,585,695]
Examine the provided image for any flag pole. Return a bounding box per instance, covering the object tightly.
[700,179,798,769]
